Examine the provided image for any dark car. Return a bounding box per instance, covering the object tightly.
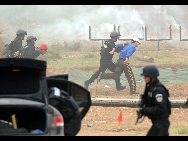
[0,58,91,136]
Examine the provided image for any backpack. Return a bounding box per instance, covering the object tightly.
[48,87,81,136]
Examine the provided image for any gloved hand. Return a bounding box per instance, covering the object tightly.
[14,51,20,57]
[109,50,114,54]
[123,58,129,64]
[136,108,141,115]
[136,108,143,115]
[14,51,19,56]
[139,107,147,115]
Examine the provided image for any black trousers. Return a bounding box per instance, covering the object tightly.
[86,60,116,84]
[146,119,170,136]
[100,59,136,91]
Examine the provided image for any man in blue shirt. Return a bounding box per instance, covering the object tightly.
[84,31,125,91]
[100,37,141,95]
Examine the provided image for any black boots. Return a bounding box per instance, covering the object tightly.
[115,79,126,91]
[85,76,126,91]
[116,85,126,91]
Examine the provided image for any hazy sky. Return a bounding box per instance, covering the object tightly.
[0,5,188,44]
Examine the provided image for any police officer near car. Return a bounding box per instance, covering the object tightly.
[5,29,27,58]
[20,35,48,59]
[99,37,141,94]
[33,43,48,59]
[137,65,171,136]
[20,36,37,59]
[84,31,125,91]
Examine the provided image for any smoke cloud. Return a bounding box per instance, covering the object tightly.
[0,5,187,45]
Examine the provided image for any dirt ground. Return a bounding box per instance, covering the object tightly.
[77,107,188,136]
[87,83,188,100]
[77,83,188,136]
[44,49,188,136]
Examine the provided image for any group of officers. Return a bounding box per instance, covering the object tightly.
[84,30,174,136]
[4,29,48,59]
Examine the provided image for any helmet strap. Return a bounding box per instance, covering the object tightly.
[149,78,158,84]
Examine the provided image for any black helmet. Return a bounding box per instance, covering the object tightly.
[16,29,27,36]
[110,31,120,38]
[26,36,37,42]
[141,65,159,78]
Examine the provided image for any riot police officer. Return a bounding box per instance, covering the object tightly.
[20,36,37,59]
[99,37,141,95]
[5,29,27,58]
[84,31,125,91]
[33,43,48,59]
[138,65,171,136]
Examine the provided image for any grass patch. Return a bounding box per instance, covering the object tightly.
[45,49,188,71]
[47,53,100,70]
[84,54,95,59]
[38,44,62,61]
[37,42,188,71]
[170,123,188,135]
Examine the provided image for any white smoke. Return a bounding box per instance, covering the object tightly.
[0,5,188,45]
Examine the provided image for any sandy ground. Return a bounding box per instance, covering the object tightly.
[88,83,188,100]
[77,83,188,136]
[77,107,188,136]
[44,50,188,136]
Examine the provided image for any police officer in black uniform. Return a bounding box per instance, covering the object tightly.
[84,31,125,91]
[20,36,37,59]
[138,65,171,136]
[99,37,141,95]
[32,43,48,59]
[5,29,27,58]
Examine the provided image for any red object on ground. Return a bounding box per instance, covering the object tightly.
[117,111,123,124]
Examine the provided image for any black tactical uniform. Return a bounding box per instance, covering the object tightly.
[32,49,41,59]
[5,29,27,58]
[99,40,139,95]
[84,31,125,91]
[21,36,37,59]
[139,65,171,136]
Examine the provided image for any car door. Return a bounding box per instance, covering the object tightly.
[47,75,91,120]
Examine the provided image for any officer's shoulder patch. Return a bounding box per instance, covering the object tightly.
[155,93,163,103]
[148,91,153,98]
